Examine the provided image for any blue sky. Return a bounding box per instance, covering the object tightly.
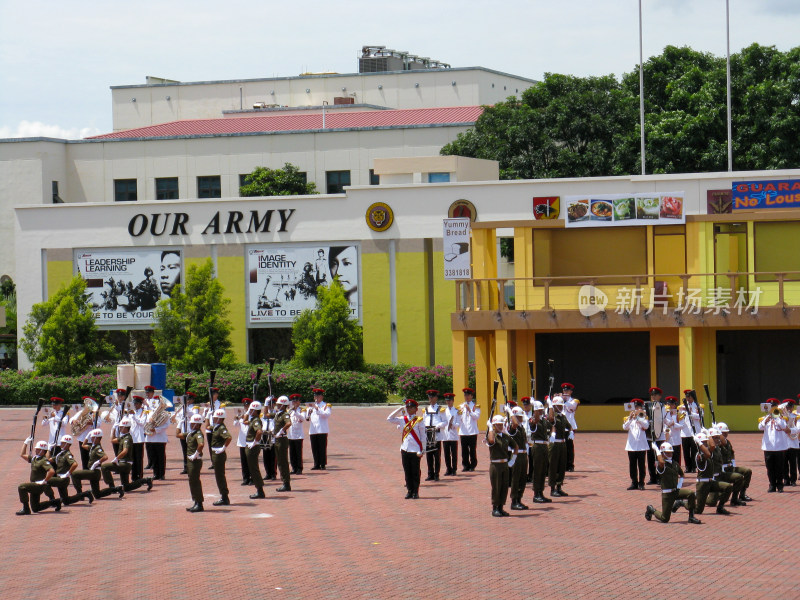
[1,0,798,138]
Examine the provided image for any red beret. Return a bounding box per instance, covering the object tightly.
[768,398,780,404]
[209,387,219,393]
[132,395,144,402]
[186,392,197,398]
[312,388,325,394]
[405,399,418,407]
[784,398,796,405]
[241,397,252,403]
[632,398,645,406]
[683,389,694,395]
[115,389,126,394]
[520,397,531,403]
[561,383,574,391]
[649,387,662,395]
[50,397,64,403]
[82,396,95,401]
[443,393,455,398]
[426,389,439,396]
[462,388,475,395]
[289,394,302,400]
[665,396,678,404]
[144,385,155,392]
[507,399,517,406]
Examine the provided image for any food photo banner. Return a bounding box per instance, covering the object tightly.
[247,245,359,324]
[564,192,685,228]
[75,248,183,325]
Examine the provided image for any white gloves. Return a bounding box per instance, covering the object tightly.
[212,446,225,454]
[731,459,736,467]
[487,419,493,429]
[24,436,33,445]
[246,441,256,449]
[90,461,101,470]
[549,432,556,443]
[677,477,684,489]
[188,451,199,460]
[111,457,119,465]
[508,455,516,468]
[36,479,47,485]
[651,442,661,456]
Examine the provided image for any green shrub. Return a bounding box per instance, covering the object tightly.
[364,363,414,393]
[398,364,478,402]
[0,370,117,405]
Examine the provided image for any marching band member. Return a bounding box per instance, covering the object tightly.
[273,395,293,492]
[143,386,169,479]
[662,397,684,468]
[548,395,571,497]
[177,413,205,512]
[288,394,305,475]
[104,417,153,493]
[105,389,128,457]
[209,408,232,506]
[204,387,221,470]
[129,396,148,480]
[759,398,789,493]
[143,385,158,469]
[47,434,93,505]
[171,392,198,475]
[645,442,701,524]
[680,390,702,472]
[458,388,480,472]
[261,396,278,480]
[43,397,69,451]
[234,397,253,486]
[387,399,425,499]
[69,396,96,468]
[423,390,445,481]
[528,400,551,503]
[486,414,518,517]
[305,388,331,470]
[71,429,124,500]
[508,406,528,510]
[624,399,649,490]
[243,399,266,499]
[784,398,799,487]
[561,383,579,472]
[693,428,733,515]
[645,387,665,485]
[719,422,753,503]
[17,439,61,515]
[440,392,460,476]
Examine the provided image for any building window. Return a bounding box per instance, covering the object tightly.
[326,170,350,194]
[155,177,179,200]
[52,181,63,203]
[427,172,451,183]
[369,169,380,185]
[197,175,221,199]
[114,179,138,202]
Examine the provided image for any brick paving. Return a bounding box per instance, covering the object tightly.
[0,406,795,599]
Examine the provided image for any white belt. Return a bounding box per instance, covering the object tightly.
[552,439,565,443]
[697,478,710,482]
[661,488,675,493]
[722,463,731,467]
[491,458,508,463]
[713,473,720,477]
[533,440,547,444]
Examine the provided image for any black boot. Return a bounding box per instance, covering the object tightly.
[117,487,125,499]
[550,487,563,498]
[277,485,291,492]
[146,478,153,491]
[53,498,62,512]
[645,505,655,521]
[492,505,503,517]
[741,491,753,502]
[688,510,702,524]
[556,485,568,496]
[627,482,638,490]
[187,502,204,512]
[16,502,31,516]
[499,506,510,516]
[241,479,251,486]
[250,489,266,499]
[671,499,685,513]
[716,500,731,515]
[404,491,413,499]
[213,496,230,506]
[84,491,94,504]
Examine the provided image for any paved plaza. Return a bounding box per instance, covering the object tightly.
[0,406,796,599]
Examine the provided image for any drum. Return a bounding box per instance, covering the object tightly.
[261,430,275,449]
[425,426,438,452]
[646,401,664,439]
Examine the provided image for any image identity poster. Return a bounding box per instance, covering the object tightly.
[75,248,182,325]
[442,218,471,280]
[248,245,359,323]
[564,192,685,228]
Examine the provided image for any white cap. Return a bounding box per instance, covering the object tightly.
[709,427,721,437]
[277,395,290,405]
[660,442,673,453]
[212,409,226,419]
[696,431,709,443]
[249,401,262,411]
[552,396,565,406]
[89,428,103,439]
[60,434,73,445]
[716,422,729,433]
[119,417,132,428]
[190,413,203,424]
[491,415,505,425]
[511,407,525,417]
[35,440,49,451]
[532,401,544,411]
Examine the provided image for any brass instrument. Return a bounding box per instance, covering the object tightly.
[71,398,99,436]
[145,399,170,435]
[457,402,466,415]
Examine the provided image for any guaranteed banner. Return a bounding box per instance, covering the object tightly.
[248,245,359,324]
[564,192,685,228]
[75,248,182,325]
[732,179,800,210]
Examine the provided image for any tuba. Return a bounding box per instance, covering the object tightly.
[145,399,170,435]
[71,398,99,436]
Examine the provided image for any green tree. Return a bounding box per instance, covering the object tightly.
[291,280,364,371]
[153,259,236,371]
[0,280,18,364]
[240,163,318,196]
[20,276,116,375]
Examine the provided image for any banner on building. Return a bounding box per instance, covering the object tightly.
[443,218,471,280]
[732,179,800,211]
[564,192,685,228]
[75,248,182,325]
[247,245,359,324]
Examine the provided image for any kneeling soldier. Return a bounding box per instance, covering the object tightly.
[72,429,124,499]
[692,429,732,516]
[48,434,93,505]
[177,413,205,512]
[103,418,153,493]
[17,439,61,515]
[210,408,232,506]
[645,442,701,524]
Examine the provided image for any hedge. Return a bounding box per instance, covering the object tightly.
[398,364,478,402]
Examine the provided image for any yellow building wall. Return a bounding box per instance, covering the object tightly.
[395,250,430,365]
[215,255,247,363]
[47,260,73,297]
[432,250,455,365]
[361,251,392,364]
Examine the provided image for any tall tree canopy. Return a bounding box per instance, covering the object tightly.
[240,163,318,196]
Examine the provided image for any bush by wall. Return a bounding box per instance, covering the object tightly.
[398,364,478,402]
[0,370,117,405]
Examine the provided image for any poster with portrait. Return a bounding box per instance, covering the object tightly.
[75,248,182,325]
[247,245,359,324]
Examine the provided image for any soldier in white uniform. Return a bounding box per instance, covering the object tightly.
[69,396,97,469]
[645,387,666,485]
[143,385,159,469]
[784,398,799,487]
[129,396,148,479]
[104,389,128,457]
[680,389,703,472]
[43,397,70,451]
[305,388,331,470]
[459,387,481,472]
[260,396,278,480]
[759,398,789,493]
[662,397,684,469]
[440,392,461,476]
[287,394,306,475]
[561,383,579,472]
[145,395,170,480]
[387,399,426,499]
[233,397,253,485]
[624,398,650,490]
[423,390,446,481]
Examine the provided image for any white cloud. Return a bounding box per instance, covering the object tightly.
[0,120,100,140]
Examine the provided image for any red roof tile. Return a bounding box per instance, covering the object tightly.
[88,106,483,140]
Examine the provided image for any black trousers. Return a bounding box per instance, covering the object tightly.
[401,450,421,493]
[144,441,153,467]
[681,437,697,472]
[443,440,458,473]
[289,439,304,473]
[149,442,166,479]
[239,447,251,483]
[566,437,575,470]
[206,432,215,468]
[132,443,144,479]
[262,445,277,479]
[461,435,478,470]
[426,442,441,477]
[79,444,90,470]
[646,446,660,482]
[527,447,534,482]
[628,450,646,485]
[671,444,682,472]
[309,433,328,468]
[180,437,188,471]
[785,447,799,484]
[765,450,786,489]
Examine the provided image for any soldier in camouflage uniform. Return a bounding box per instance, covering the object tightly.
[645,442,701,524]
[72,429,124,499]
[273,395,293,492]
[486,414,519,517]
[177,413,205,512]
[528,400,552,504]
[103,418,153,493]
[47,434,93,505]
[507,406,529,510]
[17,439,61,515]
[243,400,266,499]
[209,408,233,506]
[548,395,572,497]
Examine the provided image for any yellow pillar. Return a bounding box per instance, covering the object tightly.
[452,330,469,397]
[495,330,513,401]
[513,227,534,310]
[679,327,695,392]
[471,228,497,310]
[475,333,495,417]
[514,331,535,397]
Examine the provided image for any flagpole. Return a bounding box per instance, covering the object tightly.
[639,0,646,175]
[726,0,733,171]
